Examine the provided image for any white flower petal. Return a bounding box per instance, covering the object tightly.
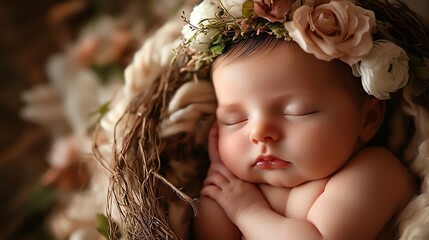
[181,0,219,52]
[353,40,409,99]
[220,0,246,18]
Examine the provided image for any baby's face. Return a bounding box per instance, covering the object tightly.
[212,43,367,187]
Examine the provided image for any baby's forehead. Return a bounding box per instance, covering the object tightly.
[212,40,363,99]
[214,40,352,78]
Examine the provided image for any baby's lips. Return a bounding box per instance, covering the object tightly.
[255,155,291,169]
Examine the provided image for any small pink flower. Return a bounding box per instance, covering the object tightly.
[253,0,296,22]
[284,0,375,65]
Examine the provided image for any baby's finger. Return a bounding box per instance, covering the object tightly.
[204,172,229,187]
[200,185,221,198]
[210,162,236,181]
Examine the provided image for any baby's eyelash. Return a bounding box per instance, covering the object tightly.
[222,119,248,126]
[284,111,318,117]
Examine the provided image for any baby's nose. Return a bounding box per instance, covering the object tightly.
[249,120,279,144]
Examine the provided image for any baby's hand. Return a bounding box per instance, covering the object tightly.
[202,123,270,223]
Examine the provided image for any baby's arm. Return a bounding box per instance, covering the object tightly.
[203,146,412,239]
[194,196,241,240]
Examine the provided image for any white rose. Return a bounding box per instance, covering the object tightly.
[182,0,219,52]
[352,40,409,99]
[220,0,246,18]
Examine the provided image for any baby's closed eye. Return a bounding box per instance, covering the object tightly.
[218,115,248,126]
[283,110,319,118]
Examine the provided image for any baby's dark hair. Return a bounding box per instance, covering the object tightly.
[212,34,284,69]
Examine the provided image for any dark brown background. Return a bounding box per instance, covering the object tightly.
[1,1,72,239]
[0,1,138,238]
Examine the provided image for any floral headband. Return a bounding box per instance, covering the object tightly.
[177,0,429,100]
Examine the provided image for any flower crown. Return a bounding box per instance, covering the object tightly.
[177,0,429,100]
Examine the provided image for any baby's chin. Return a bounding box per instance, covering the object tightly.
[265,175,332,189]
[246,175,309,188]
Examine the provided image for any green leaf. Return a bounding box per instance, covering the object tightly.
[242,0,254,18]
[211,34,223,45]
[89,101,111,124]
[96,213,121,239]
[89,101,111,117]
[271,26,288,39]
[96,214,110,239]
[91,63,122,84]
[210,44,225,55]
[25,183,56,215]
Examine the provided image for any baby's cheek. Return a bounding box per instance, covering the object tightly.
[218,137,236,162]
[218,136,244,165]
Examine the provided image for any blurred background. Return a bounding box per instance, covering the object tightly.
[0,0,428,239]
[0,0,187,239]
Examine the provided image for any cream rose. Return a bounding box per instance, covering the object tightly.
[220,0,246,18]
[352,40,409,99]
[182,0,219,52]
[284,0,375,65]
[291,0,356,10]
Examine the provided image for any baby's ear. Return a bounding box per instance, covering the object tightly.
[359,97,386,143]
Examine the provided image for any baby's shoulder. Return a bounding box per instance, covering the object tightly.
[344,146,410,178]
[307,147,415,238]
[328,146,414,205]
